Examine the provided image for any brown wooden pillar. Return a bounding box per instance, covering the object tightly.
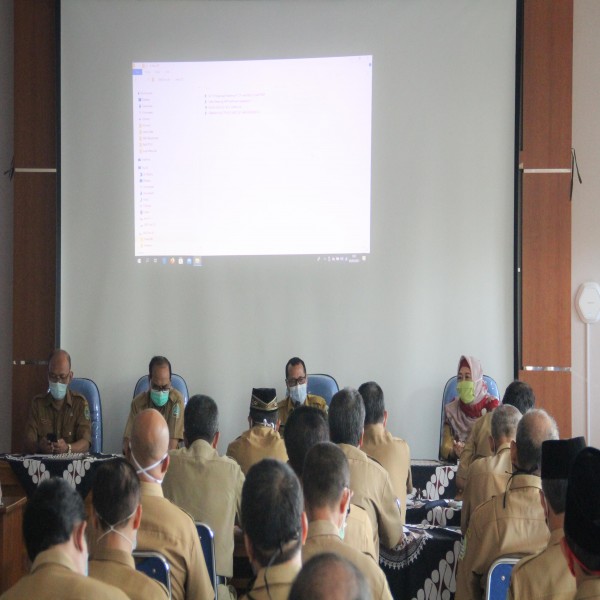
[12,0,59,452]
[518,0,573,436]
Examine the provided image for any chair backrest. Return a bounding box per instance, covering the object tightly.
[69,377,102,453]
[133,550,172,599]
[485,556,520,600]
[307,373,339,406]
[438,374,500,460]
[133,373,189,406]
[195,522,217,594]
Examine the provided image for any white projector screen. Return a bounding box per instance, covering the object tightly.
[60,0,516,458]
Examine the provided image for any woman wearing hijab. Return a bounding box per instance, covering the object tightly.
[440,355,499,462]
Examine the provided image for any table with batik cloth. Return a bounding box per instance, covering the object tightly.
[0,453,121,499]
[380,525,462,600]
[406,459,461,527]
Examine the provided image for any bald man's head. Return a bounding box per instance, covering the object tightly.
[129,409,170,467]
[514,408,559,474]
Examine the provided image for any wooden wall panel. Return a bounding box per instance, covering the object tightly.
[521,173,571,366]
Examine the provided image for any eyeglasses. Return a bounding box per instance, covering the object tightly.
[285,376,307,386]
[151,382,171,392]
[48,372,70,383]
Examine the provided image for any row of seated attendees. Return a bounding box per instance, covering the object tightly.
[10,348,600,600]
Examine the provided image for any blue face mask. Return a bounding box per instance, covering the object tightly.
[49,381,68,400]
[150,389,169,407]
[289,383,307,405]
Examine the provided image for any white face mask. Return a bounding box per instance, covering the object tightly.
[129,446,168,484]
[96,507,138,550]
[289,383,307,404]
[49,381,68,400]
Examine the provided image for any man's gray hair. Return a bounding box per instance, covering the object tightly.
[491,404,521,443]
[516,408,559,473]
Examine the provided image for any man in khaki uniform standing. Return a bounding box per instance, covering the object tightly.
[329,387,403,554]
[89,458,168,600]
[0,478,128,600]
[240,459,306,600]
[123,355,185,453]
[562,446,600,600]
[127,409,214,600]
[24,348,91,454]
[302,442,393,600]
[461,404,521,533]
[277,356,328,435]
[163,394,244,599]
[508,436,585,600]
[456,380,535,491]
[283,405,377,561]
[359,381,412,524]
[456,408,558,600]
[226,388,288,475]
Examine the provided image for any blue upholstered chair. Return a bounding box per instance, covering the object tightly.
[485,556,520,600]
[133,550,172,599]
[69,377,102,453]
[195,522,217,594]
[438,374,500,461]
[307,373,339,406]
[133,373,189,406]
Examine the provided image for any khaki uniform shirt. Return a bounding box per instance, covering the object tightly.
[89,546,169,600]
[508,527,576,600]
[456,411,494,482]
[226,426,288,475]
[124,389,185,442]
[25,390,91,448]
[345,503,377,562]
[575,576,600,600]
[240,561,300,600]
[163,439,245,578]
[0,548,128,600]
[461,443,512,534]
[302,520,393,600]
[362,423,412,524]
[456,473,549,600]
[277,393,328,435]
[338,443,403,550]
[138,481,215,600]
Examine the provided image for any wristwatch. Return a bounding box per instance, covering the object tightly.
[67,444,72,454]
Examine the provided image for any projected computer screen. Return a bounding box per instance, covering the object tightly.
[133,56,373,262]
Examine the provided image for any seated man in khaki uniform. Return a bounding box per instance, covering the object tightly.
[89,458,168,600]
[329,387,403,554]
[240,459,306,600]
[461,404,522,533]
[359,381,412,524]
[508,436,585,600]
[456,408,558,600]
[226,388,288,475]
[24,348,91,454]
[456,380,535,491]
[163,394,244,599]
[126,409,214,600]
[289,553,371,600]
[277,357,327,435]
[562,446,600,600]
[283,405,376,561]
[302,442,393,600]
[122,355,184,454]
[0,478,128,600]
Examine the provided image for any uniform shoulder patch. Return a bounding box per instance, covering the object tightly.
[173,404,181,418]
[84,405,91,420]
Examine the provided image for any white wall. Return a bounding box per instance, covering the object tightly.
[572,1,600,447]
[0,0,13,452]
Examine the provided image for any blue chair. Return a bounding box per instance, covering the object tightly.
[485,556,520,600]
[69,377,102,453]
[133,550,172,599]
[133,373,189,406]
[438,374,499,461]
[307,373,339,406]
[195,522,217,594]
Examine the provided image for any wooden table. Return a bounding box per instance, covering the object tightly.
[0,496,29,593]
